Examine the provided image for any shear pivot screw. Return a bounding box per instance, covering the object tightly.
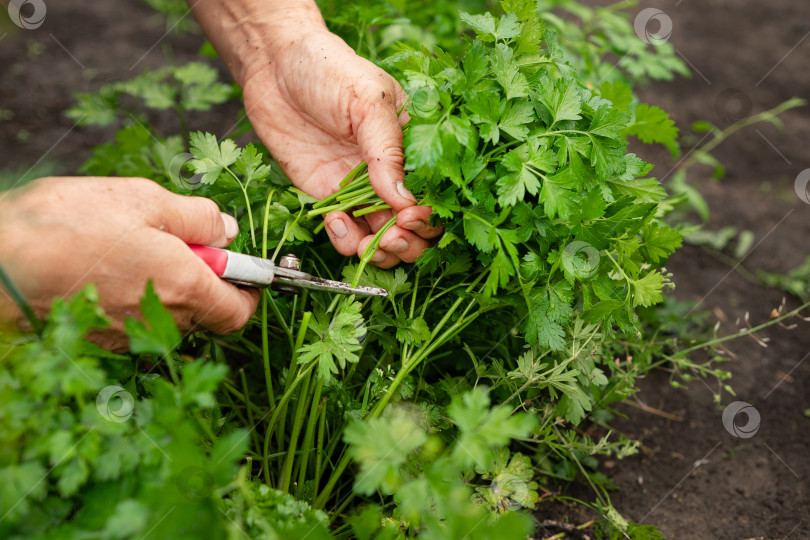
[273,254,301,295]
[279,254,300,271]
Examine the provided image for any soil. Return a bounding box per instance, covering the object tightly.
[1,1,808,540]
[0,0,241,180]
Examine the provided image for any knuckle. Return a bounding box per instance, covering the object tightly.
[364,144,404,169]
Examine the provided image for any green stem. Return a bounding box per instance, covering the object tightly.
[313,450,350,509]
[658,300,810,363]
[330,491,357,522]
[339,162,368,189]
[352,203,391,217]
[239,368,262,454]
[311,163,368,210]
[223,381,265,418]
[0,263,42,334]
[225,165,256,249]
[315,278,486,509]
[261,294,275,409]
[261,359,317,484]
[276,311,312,456]
[272,207,305,261]
[221,388,254,448]
[261,194,277,410]
[307,190,379,218]
[279,369,312,493]
[262,190,277,258]
[352,216,398,288]
[295,378,323,496]
[313,397,327,500]
[286,311,312,393]
[266,291,294,351]
[679,98,806,172]
[337,183,374,200]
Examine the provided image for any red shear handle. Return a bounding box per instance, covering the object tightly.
[189,245,228,277]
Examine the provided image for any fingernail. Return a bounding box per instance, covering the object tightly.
[371,251,386,263]
[405,219,426,231]
[221,213,239,239]
[328,218,348,238]
[396,182,417,203]
[387,238,409,253]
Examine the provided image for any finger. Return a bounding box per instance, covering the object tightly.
[378,226,430,264]
[324,211,369,256]
[354,86,416,212]
[396,206,444,240]
[194,280,260,335]
[363,208,395,233]
[152,192,238,248]
[188,254,261,335]
[358,236,401,269]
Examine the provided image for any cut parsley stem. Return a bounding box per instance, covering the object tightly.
[308,158,391,237]
[307,190,379,217]
[352,203,391,217]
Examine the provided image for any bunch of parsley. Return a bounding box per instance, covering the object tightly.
[31,0,706,537]
[327,2,681,364]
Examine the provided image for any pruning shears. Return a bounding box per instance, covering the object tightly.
[189,245,388,297]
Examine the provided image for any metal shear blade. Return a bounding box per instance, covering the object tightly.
[273,267,388,297]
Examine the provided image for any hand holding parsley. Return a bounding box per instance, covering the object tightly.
[189,0,442,267]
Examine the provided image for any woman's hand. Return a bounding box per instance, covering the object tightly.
[189,0,442,268]
[0,177,260,350]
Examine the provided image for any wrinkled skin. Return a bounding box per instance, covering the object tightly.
[0,177,260,350]
[241,28,443,268]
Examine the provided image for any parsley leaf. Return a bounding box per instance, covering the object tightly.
[448,388,537,468]
[631,271,666,307]
[623,104,679,156]
[189,132,241,185]
[124,281,180,356]
[344,409,427,495]
[459,12,521,42]
[298,302,366,381]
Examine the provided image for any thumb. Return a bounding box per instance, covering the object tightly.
[151,193,239,248]
[355,91,415,212]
